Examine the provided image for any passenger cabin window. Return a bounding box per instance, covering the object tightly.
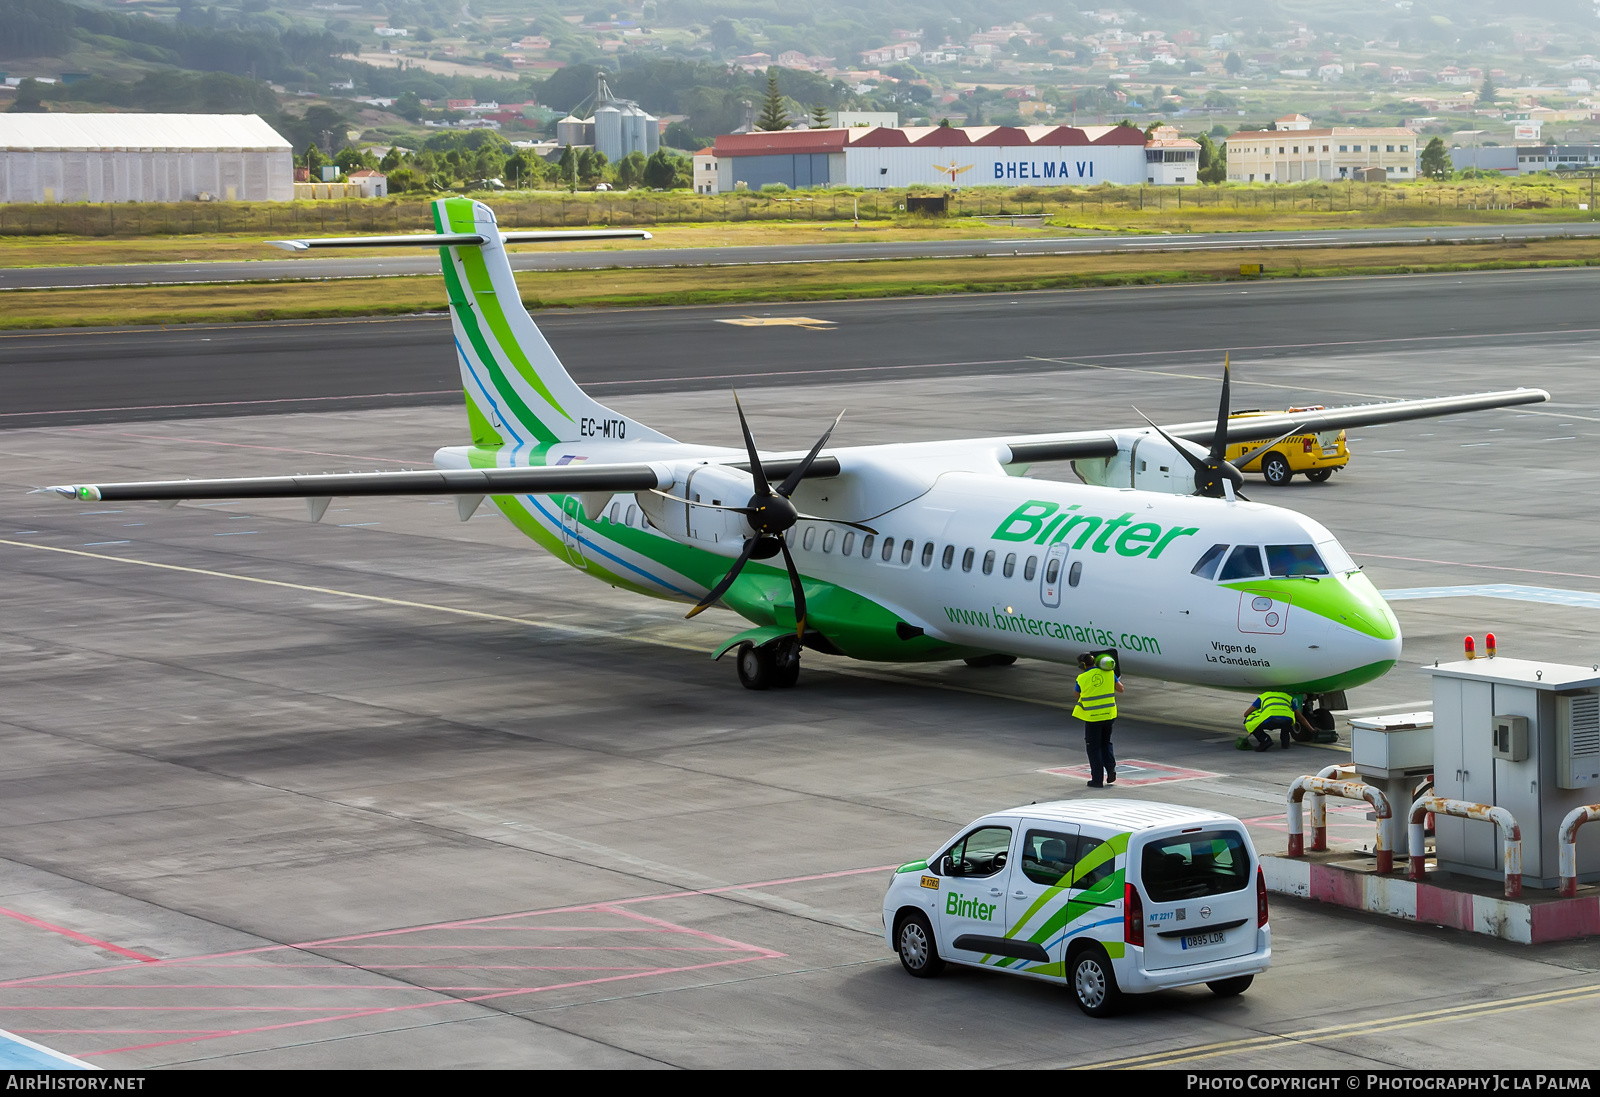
[861,534,875,558]
[1068,560,1082,588]
[942,545,955,569]
[1024,555,1038,581]
[1266,543,1328,576]
[962,548,975,572]
[1140,830,1251,901]
[609,503,621,523]
[1003,552,1016,578]
[1191,543,1228,579]
[939,825,1013,878]
[900,540,914,564]
[982,550,995,576]
[922,542,935,567]
[1218,544,1265,581]
[822,529,835,554]
[625,505,638,526]
[1020,829,1078,886]
[1044,557,1061,585]
[802,527,816,551]
[879,537,893,561]
[842,532,855,556]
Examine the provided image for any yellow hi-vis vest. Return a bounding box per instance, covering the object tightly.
[1073,668,1118,722]
[1245,691,1296,734]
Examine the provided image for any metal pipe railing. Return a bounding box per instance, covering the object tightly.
[1558,804,1600,899]
[1287,775,1393,873]
[1307,764,1358,852]
[1408,797,1522,898]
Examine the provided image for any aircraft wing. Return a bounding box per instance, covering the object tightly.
[996,387,1549,463]
[44,455,842,504]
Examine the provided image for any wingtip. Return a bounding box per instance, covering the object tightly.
[266,239,309,252]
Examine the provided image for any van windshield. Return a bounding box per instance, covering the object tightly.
[1140,830,1251,901]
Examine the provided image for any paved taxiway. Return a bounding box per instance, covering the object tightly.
[2,319,1599,1066]
[3,220,1596,290]
[4,266,1599,428]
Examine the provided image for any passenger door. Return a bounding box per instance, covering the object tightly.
[934,823,1015,965]
[996,825,1081,974]
[1039,542,1068,608]
[1134,828,1259,970]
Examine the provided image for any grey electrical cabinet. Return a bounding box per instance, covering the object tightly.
[1426,659,1600,889]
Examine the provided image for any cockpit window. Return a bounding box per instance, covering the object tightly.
[1317,538,1357,573]
[1218,544,1265,581]
[1191,543,1229,580]
[1267,544,1329,577]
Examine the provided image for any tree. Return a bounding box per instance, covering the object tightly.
[1419,136,1452,179]
[1196,134,1227,183]
[1478,76,1497,105]
[336,145,377,172]
[663,120,703,149]
[641,148,682,188]
[557,144,577,191]
[9,78,47,113]
[1224,51,1244,75]
[756,68,789,131]
[304,143,328,177]
[810,101,830,128]
[616,149,648,187]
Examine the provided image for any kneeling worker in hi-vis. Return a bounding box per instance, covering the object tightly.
[1240,690,1315,752]
[1073,653,1125,788]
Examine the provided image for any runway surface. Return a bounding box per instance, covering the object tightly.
[3,219,1596,289]
[1,314,1598,1066]
[3,265,1598,429]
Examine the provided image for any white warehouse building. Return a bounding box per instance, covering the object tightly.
[0,114,294,203]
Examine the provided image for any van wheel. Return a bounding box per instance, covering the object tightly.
[1305,468,1332,483]
[1262,453,1293,486]
[1069,946,1123,1017]
[1207,974,1254,997]
[896,912,944,978]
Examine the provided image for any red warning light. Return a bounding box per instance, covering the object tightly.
[1464,635,1476,660]
[1486,632,1497,659]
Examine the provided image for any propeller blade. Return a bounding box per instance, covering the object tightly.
[794,512,878,535]
[1209,353,1232,463]
[1132,407,1209,477]
[683,537,758,619]
[776,410,844,498]
[649,489,757,515]
[779,537,808,640]
[1232,424,1306,473]
[733,391,771,498]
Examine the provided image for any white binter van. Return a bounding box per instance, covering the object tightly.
[882,799,1271,1016]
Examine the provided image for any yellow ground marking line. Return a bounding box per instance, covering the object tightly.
[716,316,837,329]
[1086,982,1600,1069]
[0,536,1320,748]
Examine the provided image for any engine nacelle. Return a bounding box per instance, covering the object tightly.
[635,463,756,559]
[1071,430,1203,495]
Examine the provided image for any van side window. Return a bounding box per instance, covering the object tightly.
[1020,829,1078,886]
[1218,544,1264,581]
[1073,836,1115,892]
[938,825,1013,878]
[1191,543,1228,579]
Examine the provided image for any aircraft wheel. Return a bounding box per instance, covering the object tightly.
[1262,453,1293,486]
[964,654,1017,668]
[1305,468,1333,483]
[771,639,801,689]
[736,642,774,691]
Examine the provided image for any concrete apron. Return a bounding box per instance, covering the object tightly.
[1263,853,1600,944]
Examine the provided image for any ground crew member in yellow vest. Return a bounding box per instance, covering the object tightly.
[1240,690,1314,751]
[1073,653,1125,788]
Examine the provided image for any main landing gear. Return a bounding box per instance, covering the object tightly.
[736,638,801,691]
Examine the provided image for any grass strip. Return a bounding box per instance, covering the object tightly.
[1,237,1596,330]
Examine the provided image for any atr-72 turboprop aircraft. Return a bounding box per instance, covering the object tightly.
[46,197,1548,719]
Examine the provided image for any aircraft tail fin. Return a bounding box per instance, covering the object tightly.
[429,196,669,450]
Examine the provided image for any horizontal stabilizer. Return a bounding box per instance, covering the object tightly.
[266,229,652,251]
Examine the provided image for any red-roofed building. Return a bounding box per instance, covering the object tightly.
[707,124,1149,191]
